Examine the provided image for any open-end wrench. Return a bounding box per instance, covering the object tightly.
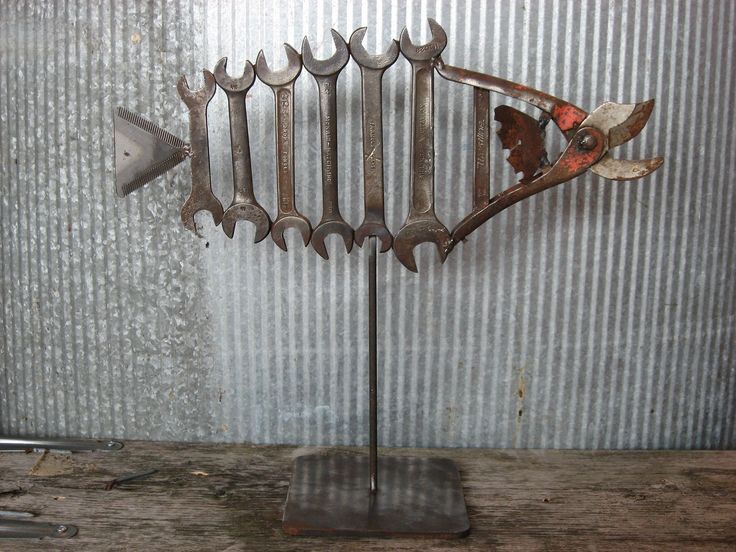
[214,58,271,242]
[450,87,491,238]
[177,70,224,236]
[350,27,400,253]
[255,45,312,251]
[393,19,451,272]
[302,30,353,259]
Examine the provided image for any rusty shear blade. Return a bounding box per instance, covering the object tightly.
[591,153,664,181]
[581,100,662,180]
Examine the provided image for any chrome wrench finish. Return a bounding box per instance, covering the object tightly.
[302,30,353,259]
[350,27,400,253]
[177,70,224,236]
[393,19,451,272]
[256,44,312,251]
[214,57,271,242]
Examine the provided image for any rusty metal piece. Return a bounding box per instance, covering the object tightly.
[434,58,589,134]
[450,125,607,248]
[449,97,662,248]
[302,30,353,259]
[105,469,157,491]
[282,454,470,537]
[583,100,655,148]
[214,58,271,242]
[256,45,311,251]
[494,105,547,181]
[450,88,492,239]
[350,27,399,253]
[590,153,664,181]
[584,99,663,180]
[471,88,492,211]
[393,18,451,273]
[177,70,223,236]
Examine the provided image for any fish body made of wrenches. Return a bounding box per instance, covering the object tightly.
[434,56,663,251]
[113,18,661,272]
[302,29,353,260]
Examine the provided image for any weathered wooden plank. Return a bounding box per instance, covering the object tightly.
[0,442,734,551]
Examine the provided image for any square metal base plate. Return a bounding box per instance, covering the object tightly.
[282,454,470,538]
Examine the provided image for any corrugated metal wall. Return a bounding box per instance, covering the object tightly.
[1,0,734,449]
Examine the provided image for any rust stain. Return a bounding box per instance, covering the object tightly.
[552,104,588,132]
[513,364,528,448]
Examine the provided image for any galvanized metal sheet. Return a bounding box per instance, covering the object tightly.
[1,0,734,449]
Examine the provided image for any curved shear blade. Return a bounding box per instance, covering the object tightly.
[582,100,655,148]
[591,153,664,181]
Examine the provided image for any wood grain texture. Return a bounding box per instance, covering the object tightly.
[0,442,734,551]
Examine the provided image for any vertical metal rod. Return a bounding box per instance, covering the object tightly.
[368,236,378,494]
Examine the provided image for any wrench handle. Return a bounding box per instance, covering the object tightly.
[187,104,213,194]
[226,92,256,204]
[316,74,341,218]
[409,62,435,215]
[273,84,297,215]
[473,87,491,211]
[360,69,387,223]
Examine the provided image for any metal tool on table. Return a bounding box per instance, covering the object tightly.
[0,437,123,452]
[392,19,452,273]
[256,44,312,251]
[105,468,158,491]
[302,30,353,259]
[350,27,399,253]
[177,70,224,236]
[214,58,271,242]
[0,519,78,539]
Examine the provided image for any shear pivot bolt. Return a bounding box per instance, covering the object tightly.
[579,133,598,151]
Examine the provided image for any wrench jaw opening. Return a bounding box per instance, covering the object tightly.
[255,45,302,85]
[354,224,393,253]
[221,204,271,242]
[176,70,216,108]
[180,195,224,236]
[349,28,400,69]
[311,221,354,260]
[302,29,349,76]
[213,57,255,92]
[399,18,447,61]
[393,220,452,273]
[271,216,312,252]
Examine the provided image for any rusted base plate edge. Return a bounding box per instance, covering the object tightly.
[282,454,470,538]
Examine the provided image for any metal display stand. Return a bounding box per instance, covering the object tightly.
[113,18,660,539]
[281,236,470,537]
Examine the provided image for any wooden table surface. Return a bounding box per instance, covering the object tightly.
[1,441,734,551]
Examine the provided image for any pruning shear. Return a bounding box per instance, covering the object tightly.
[435,59,664,249]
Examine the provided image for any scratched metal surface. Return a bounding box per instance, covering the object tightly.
[0,0,734,449]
